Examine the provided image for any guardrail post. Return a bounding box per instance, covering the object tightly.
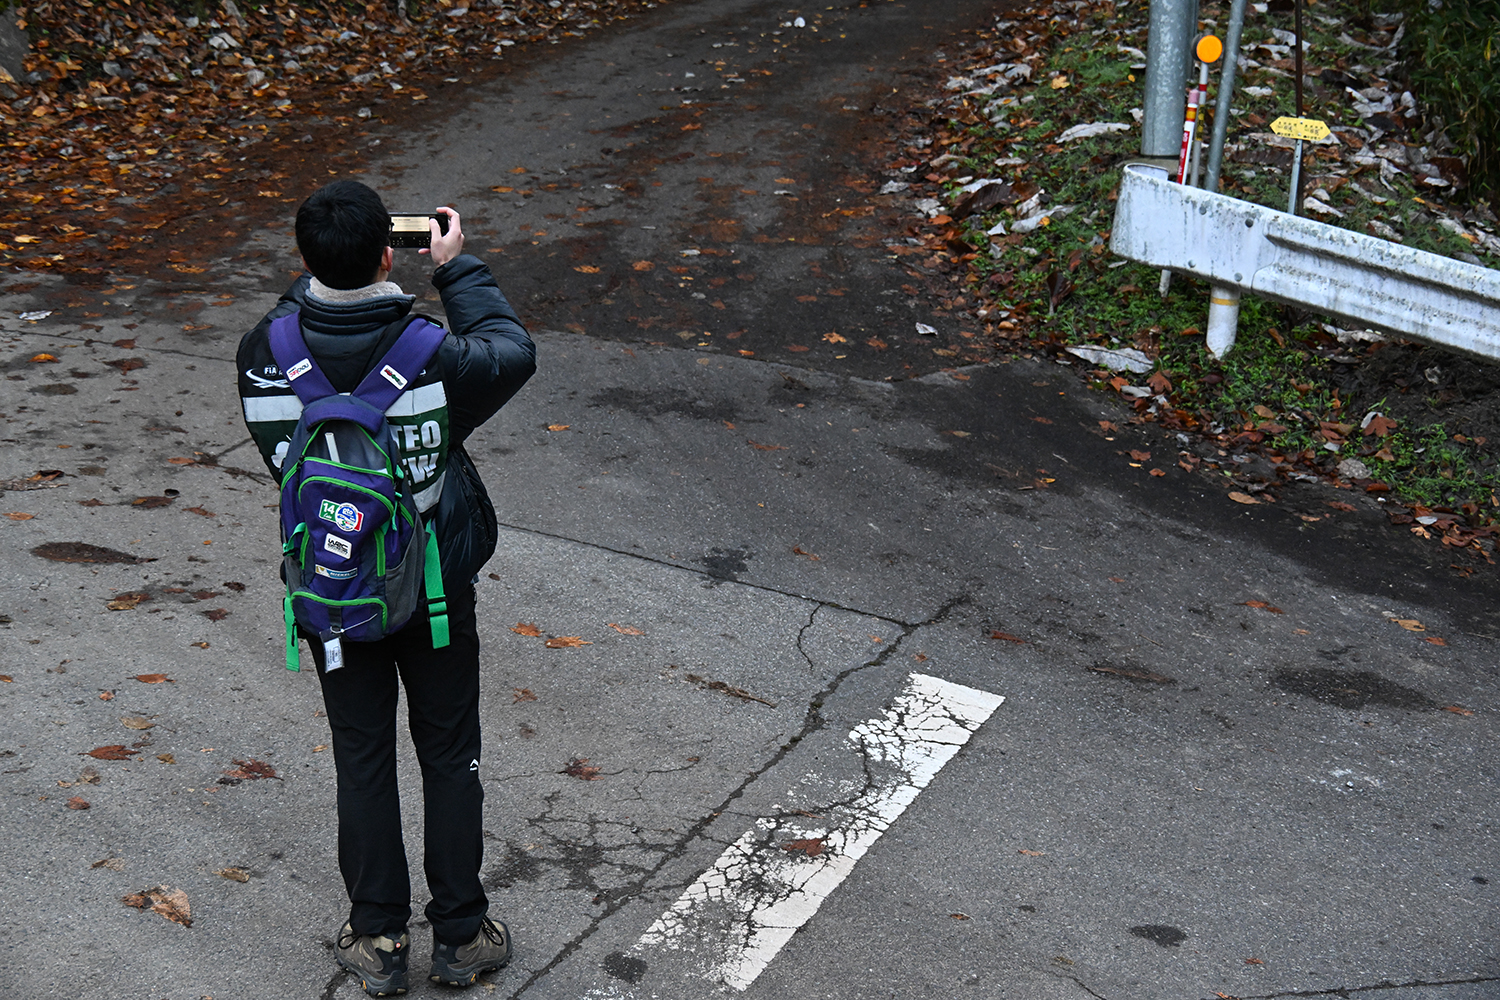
[1142,0,1199,157]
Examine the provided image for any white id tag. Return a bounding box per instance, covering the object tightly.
[323,636,345,672]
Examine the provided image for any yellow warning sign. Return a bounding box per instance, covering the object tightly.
[1270,116,1331,141]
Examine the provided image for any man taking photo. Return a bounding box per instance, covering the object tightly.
[236,180,536,996]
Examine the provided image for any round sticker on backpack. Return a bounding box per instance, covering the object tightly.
[318,499,365,533]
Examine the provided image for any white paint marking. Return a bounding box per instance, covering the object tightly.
[632,672,1003,991]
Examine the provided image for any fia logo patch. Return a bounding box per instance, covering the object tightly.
[318,499,364,534]
[380,364,408,390]
[286,358,313,381]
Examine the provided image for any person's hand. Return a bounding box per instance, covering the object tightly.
[420,206,464,267]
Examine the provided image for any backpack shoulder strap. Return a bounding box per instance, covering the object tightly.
[349,316,448,414]
[268,311,338,406]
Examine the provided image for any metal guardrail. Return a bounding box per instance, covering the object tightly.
[1109,163,1500,358]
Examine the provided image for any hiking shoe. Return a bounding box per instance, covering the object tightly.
[335,922,410,997]
[429,916,512,986]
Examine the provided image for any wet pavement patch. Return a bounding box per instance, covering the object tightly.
[1129,925,1187,948]
[1273,667,1435,712]
[699,547,751,580]
[589,386,738,424]
[31,542,156,564]
[603,952,647,984]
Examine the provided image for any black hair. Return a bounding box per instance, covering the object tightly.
[294,180,390,290]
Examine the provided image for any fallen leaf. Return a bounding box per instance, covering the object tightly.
[791,546,821,560]
[574,265,601,273]
[183,506,214,517]
[120,716,155,731]
[131,495,174,509]
[562,757,602,780]
[1393,619,1426,632]
[1019,848,1047,856]
[30,353,59,363]
[1050,74,1070,89]
[1149,468,1166,477]
[632,260,655,271]
[748,439,787,451]
[1241,600,1284,614]
[213,867,250,883]
[546,636,593,648]
[607,623,644,635]
[1327,501,1357,512]
[513,687,537,703]
[546,424,571,432]
[822,331,848,344]
[0,676,11,683]
[1425,636,1448,646]
[134,674,173,684]
[1108,577,1125,583]
[157,753,175,764]
[1228,492,1260,505]
[167,457,199,466]
[202,609,230,622]
[222,758,279,781]
[190,642,210,649]
[122,886,191,927]
[312,744,328,752]
[783,837,825,857]
[990,631,1026,643]
[1363,414,1397,437]
[34,542,154,564]
[951,912,970,920]
[106,592,150,611]
[91,857,125,870]
[914,653,929,662]
[85,745,136,761]
[1442,705,1474,716]
[67,796,91,810]
[1128,450,1151,462]
[1032,416,1053,424]
[3,512,35,520]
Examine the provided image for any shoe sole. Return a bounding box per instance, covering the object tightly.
[429,955,510,986]
[336,956,408,997]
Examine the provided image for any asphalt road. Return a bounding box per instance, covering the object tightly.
[1,1,1496,999]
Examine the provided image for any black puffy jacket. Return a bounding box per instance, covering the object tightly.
[236,254,535,587]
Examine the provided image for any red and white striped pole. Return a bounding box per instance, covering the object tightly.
[1177,33,1223,185]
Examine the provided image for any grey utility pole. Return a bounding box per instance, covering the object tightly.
[1141,0,1199,157]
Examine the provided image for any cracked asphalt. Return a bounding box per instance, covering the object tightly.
[0,0,1496,998]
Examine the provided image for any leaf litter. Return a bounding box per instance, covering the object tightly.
[122,885,191,927]
[0,0,666,277]
[892,0,1500,561]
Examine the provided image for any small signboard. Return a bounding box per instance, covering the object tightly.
[1270,116,1331,142]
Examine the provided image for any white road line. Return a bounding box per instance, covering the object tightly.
[631,672,1004,991]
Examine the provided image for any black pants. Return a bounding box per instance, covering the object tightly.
[308,585,487,945]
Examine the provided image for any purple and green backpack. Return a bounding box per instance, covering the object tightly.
[269,311,449,671]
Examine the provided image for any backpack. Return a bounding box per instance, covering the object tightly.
[268,310,450,672]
